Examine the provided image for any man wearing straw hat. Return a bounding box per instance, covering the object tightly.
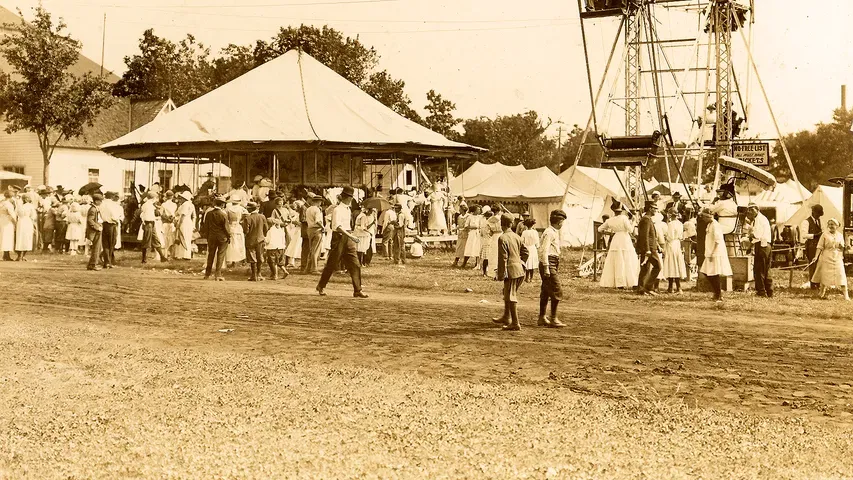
[316,186,368,298]
[747,203,773,297]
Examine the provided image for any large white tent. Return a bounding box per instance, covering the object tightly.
[102,50,481,160]
[448,161,524,194]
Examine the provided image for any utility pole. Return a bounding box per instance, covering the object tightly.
[100,13,106,78]
[556,121,563,172]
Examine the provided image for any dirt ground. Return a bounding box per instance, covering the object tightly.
[2,250,853,477]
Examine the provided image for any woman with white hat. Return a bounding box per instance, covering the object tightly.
[225,194,248,266]
[699,207,732,302]
[173,191,196,259]
[598,201,639,289]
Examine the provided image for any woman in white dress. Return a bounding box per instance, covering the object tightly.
[0,191,17,261]
[598,203,639,289]
[65,202,84,255]
[173,192,195,260]
[225,195,248,266]
[463,205,482,268]
[699,208,732,302]
[14,195,36,261]
[812,218,849,300]
[283,200,303,268]
[662,210,687,293]
[427,189,448,234]
[354,207,376,266]
[484,209,502,279]
[520,219,540,283]
[479,208,496,277]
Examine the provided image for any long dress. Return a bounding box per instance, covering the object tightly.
[455,212,469,258]
[598,214,640,288]
[354,212,373,254]
[427,191,448,232]
[160,200,177,252]
[521,228,540,270]
[14,203,36,252]
[173,201,196,259]
[484,215,501,278]
[225,204,247,262]
[662,219,688,279]
[463,214,482,258]
[699,219,732,277]
[0,199,17,253]
[811,231,847,287]
[283,207,302,261]
[65,211,84,243]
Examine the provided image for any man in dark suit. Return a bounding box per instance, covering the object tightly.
[242,202,268,281]
[317,186,367,298]
[636,201,661,295]
[202,197,230,281]
[493,214,526,331]
[86,193,104,271]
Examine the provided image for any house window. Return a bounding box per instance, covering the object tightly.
[3,166,24,175]
[88,168,100,183]
[158,170,173,190]
[123,170,135,196]
[405,169,413,187]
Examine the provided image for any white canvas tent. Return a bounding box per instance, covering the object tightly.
[449,161,525,194]
[785,185,843,231]
[102,50,481,159]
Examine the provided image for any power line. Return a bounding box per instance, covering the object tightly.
[70,0,399,7]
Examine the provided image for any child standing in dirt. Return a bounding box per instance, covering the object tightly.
[493,214,526,331]
[242,202,268,282]
[538,210,567,328]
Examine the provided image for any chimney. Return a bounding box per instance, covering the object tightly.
[843,85,847,111]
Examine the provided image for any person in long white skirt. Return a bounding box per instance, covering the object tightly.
[14,195,36,261]
[160,191,178,256]
[699,208,732,302]
[283,200,303,268]
[520,218,540,282]
[225,195,248,266]
[462,205,483,268]
[0,190,17,261]
[354,207,376,266]
[662,209,687,293]
[173,192,195,260]
[427,188,448,234]
[64,203,84,254]
[452,204,470,267]
[812,218,849,300]
[598,203,639,289]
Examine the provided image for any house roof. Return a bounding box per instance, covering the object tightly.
[101,49,483,160]
[0,6,120,83]
[58,98,172,149]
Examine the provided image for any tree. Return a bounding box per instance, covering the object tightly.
[253,25,378,87]
[112,29,215,106]
[0,6,113,184]
[362,70,422,124]
[423,89,461,139]
[460,111,556,170]
[766,108,853,190]
[556,124,604,170]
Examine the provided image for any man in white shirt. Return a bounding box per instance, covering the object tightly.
[747,203,773,297]
[380,205,398,260]
[99,191,123,268]
[393,203,413,265]
[139,191,168,264]
[537,209,567,328]
[303,193,325,274]
[316,186,367,298]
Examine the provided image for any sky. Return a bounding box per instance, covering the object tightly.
[1,0,851,142]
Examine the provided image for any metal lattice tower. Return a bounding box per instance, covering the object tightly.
[624,9,644,207]
[713,0,734,156]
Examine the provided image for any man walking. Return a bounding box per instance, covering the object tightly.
[493,215,526,331]
[393,203,412,265]
[202,197,230,281]
[86,194,104,271]
[748,203,773,297]
[316,186,368,298]
[636,201,662,295]
[242,202,268,281]
[140,191,168,264]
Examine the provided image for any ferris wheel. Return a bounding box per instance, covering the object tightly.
[569,0,802,209]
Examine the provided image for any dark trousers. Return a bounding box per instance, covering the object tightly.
[805,241,819,288]
[300,233,310,269]
[205,238,228,277]
[638,252,662,293]
[753,244,773,296]
[87,232,102,269]
[364,237,374,266]
[101,223,117,266]
[318,232,362,293]
[383,227,395,258]
[54,221,68,252]
[392,227,406,263]
[304,228,323,273]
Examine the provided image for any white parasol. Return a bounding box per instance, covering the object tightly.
[718,155,776,189]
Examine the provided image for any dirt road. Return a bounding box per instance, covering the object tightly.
[3,257,852,426]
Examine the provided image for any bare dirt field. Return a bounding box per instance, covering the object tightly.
[2,249,853,478]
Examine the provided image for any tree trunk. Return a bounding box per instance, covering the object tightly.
[40,143,51,186]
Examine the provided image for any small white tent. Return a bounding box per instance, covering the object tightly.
[785,185,843,230]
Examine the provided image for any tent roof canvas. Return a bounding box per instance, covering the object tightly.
[784,185,842,226]
[449,161,525,193]
[0,170,30,181]
[102,50,482,159]
[559,165,654,201]
[460,165,566,202]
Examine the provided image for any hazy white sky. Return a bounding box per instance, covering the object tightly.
[1,0,851,140]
